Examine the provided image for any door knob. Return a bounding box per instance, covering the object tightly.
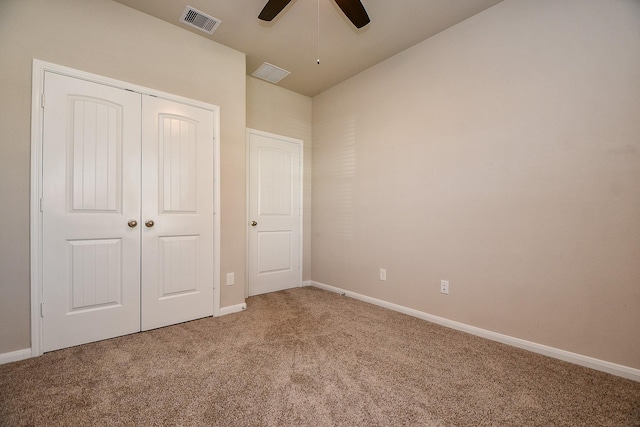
[145,220,155,228]
[251,221,257,227]
[127,220,138,228]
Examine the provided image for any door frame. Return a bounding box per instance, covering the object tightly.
[30,59,221,357]
[245,128,304,298]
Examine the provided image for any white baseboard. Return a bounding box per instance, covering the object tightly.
[218,302,247,316]
[0,348,32,365]
[302,280,313,287]
[309,281,640,382]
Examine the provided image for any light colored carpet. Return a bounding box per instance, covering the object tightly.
[1,286,639,426]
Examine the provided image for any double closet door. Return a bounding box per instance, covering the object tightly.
[41,72,215,352]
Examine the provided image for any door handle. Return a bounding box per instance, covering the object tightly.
[128,220,138,228]
[251,221,257,227]
[145,220,155,228]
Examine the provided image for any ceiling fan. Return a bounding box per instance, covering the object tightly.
[258,0,370,29]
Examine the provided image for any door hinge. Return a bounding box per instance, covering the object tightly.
[41,93,45,108]
[40,303,45,318]
[40,197,44,212]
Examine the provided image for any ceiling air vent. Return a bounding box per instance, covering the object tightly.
[179,6,221,35]
[251,62,291,84]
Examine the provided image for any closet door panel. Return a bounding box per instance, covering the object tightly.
[141,95,215,330]
[42,72,142,352]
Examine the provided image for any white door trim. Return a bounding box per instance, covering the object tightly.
[245,128,303,298]
[30,59,221,357]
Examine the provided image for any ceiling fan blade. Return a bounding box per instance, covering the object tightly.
[334,0,370,28]
[258,0,293,21]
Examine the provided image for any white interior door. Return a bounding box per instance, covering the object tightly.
[141,95,215,330]
[248,129,302,297]
[42,72,142,352]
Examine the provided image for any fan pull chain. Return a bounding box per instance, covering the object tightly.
[317,0,320,64]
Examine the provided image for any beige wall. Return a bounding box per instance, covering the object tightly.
[312,0,640,369]
[246,77,313,281]
[0,0,247,353]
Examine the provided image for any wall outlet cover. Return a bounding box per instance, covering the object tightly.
[440,280,449,294]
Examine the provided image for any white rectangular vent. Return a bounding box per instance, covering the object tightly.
[251,62,291,84]
[180,6,221,35]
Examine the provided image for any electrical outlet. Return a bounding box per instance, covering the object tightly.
[440,280,449,295]
[379,268,387,281]
[226,272,235,286]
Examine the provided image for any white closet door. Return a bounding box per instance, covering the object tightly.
[42,72,142,352]
[141,95,215,330]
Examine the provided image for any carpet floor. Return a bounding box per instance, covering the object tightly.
[1,286,639,426]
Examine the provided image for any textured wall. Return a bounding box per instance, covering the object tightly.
[0,0,247,353]
[312,0,640,368]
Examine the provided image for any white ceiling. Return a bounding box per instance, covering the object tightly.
[113,0,504,97]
